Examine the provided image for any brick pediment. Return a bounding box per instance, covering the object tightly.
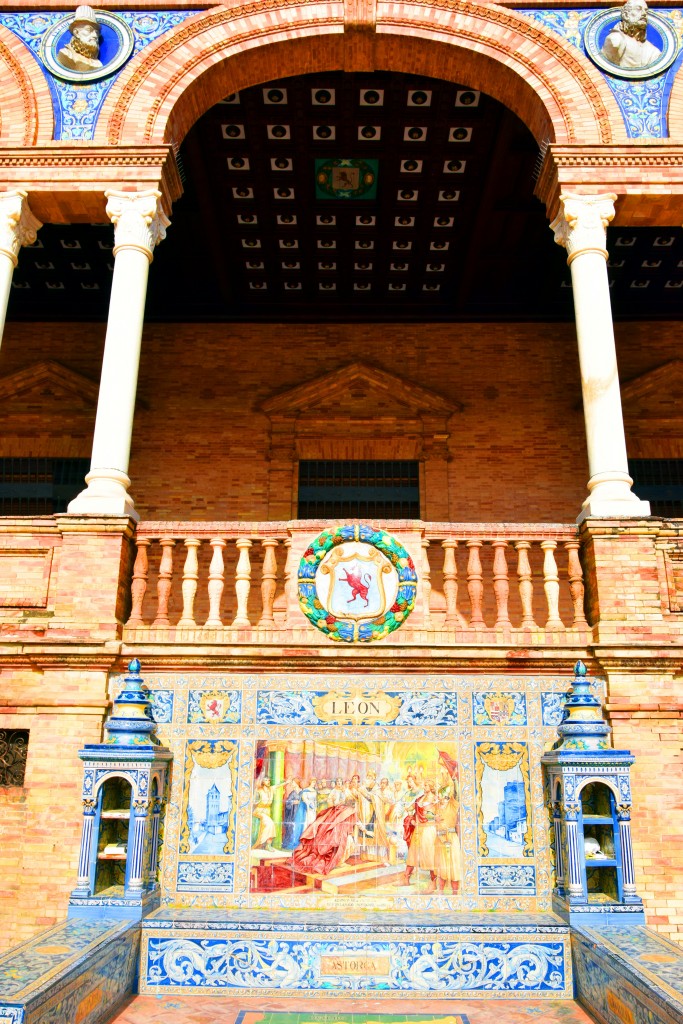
[622,361,683,421]
[0,360,99,410]
[261,362,461,422]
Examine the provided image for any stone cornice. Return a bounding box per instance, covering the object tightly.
[0,144,182,222]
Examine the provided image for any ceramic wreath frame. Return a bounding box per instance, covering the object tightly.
[297,523,418,642]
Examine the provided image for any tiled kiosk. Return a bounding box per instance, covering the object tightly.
[1,646,683,1018]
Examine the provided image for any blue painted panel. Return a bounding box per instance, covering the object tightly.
[478,864,536,895]
[177,861,234,893]
[147,689,174,724]
[256,690,458,725]
[144,935,567,992]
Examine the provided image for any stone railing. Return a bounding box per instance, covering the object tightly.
[123,520,591,645]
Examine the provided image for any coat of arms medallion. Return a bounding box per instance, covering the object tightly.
[298,524,417,642]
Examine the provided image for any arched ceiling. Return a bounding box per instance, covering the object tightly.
[6,70,683,324]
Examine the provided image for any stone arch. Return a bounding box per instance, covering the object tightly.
[0,25,53,146]
[98,0,626,150]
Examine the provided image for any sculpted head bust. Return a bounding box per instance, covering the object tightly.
[601,0,661,69]
[57,5,103,73]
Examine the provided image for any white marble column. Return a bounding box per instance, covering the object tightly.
[68,190,169,519]
[0,191,42,352]
[551,193,650,521]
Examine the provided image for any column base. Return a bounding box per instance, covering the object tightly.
[67,468,139,521]
[577,471,651,523]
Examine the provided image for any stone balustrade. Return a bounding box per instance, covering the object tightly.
[124,520,591,645]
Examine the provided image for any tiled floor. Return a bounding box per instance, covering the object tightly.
[110,995,597,1024]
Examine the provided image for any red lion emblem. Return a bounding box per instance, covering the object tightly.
[339,567,372,607]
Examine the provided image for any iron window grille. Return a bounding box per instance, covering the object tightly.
[628,459,683,518]
[297,460,420,519]
[0,458,89,516]
[0,730,29,787]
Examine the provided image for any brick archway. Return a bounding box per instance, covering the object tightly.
[0,25,53,146]
[98,0,626,150]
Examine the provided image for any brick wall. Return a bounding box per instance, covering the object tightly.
[1,319,680,523]
[0,692,107,951]
[1,318,683,949]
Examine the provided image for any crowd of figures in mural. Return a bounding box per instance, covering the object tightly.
[250,741,462,895]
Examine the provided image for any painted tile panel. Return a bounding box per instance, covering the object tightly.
[129,672,588,912]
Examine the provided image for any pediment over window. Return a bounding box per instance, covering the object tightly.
[262,362,457,519]
[261,362,461,422]
[0,360,99,411]
[622,361,683,422]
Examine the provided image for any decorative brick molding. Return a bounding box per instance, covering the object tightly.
[0,145,182,223]
[536,143,683,224]
[97,0,624,150]
[0,25,53,147]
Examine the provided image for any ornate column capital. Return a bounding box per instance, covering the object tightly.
[0,190,42,266]
[550,193,617,265]
[105,189,170,262]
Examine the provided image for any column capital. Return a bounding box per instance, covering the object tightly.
[550,193,616,265]
[105,189,170,262]
[0,190,42,266]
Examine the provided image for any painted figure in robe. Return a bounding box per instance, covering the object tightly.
[435,763,462,893]
[253,777,285,849]
[404,781,438,891]
[281,778,302,849]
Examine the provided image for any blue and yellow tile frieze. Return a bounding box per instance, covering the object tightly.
[0,11,194,141]
[113,671,583,915]
[523,9,683,138]
[0,9,681,142]
[139,908,572,996]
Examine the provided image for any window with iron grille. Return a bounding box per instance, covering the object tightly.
[0,730,29,786]
[628,459,683,517]
[0,458,89,515]
[297,460,420,519]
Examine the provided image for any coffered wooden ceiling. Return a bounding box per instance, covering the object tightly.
[7,70,683,323]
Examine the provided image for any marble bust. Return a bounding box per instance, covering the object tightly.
[57,6,103,73]
[601,0,661,69]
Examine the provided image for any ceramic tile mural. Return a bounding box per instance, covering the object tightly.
[250,739,461,896]
[118,671,579,914]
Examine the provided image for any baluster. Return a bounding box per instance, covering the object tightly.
[204,537,226,628]
[541,540,564,630]
[126,537,151,627]
[565,540,588,628]
[279,537,296,622]
[515,540,537,630]
[442,539,459,627]
[421,538,432,628]
[467,539,485,627]
[232,537,252,628]
[177,537,201,628]
[258,538,278,628]
[152,537,175,627]
[492,540,510,628]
